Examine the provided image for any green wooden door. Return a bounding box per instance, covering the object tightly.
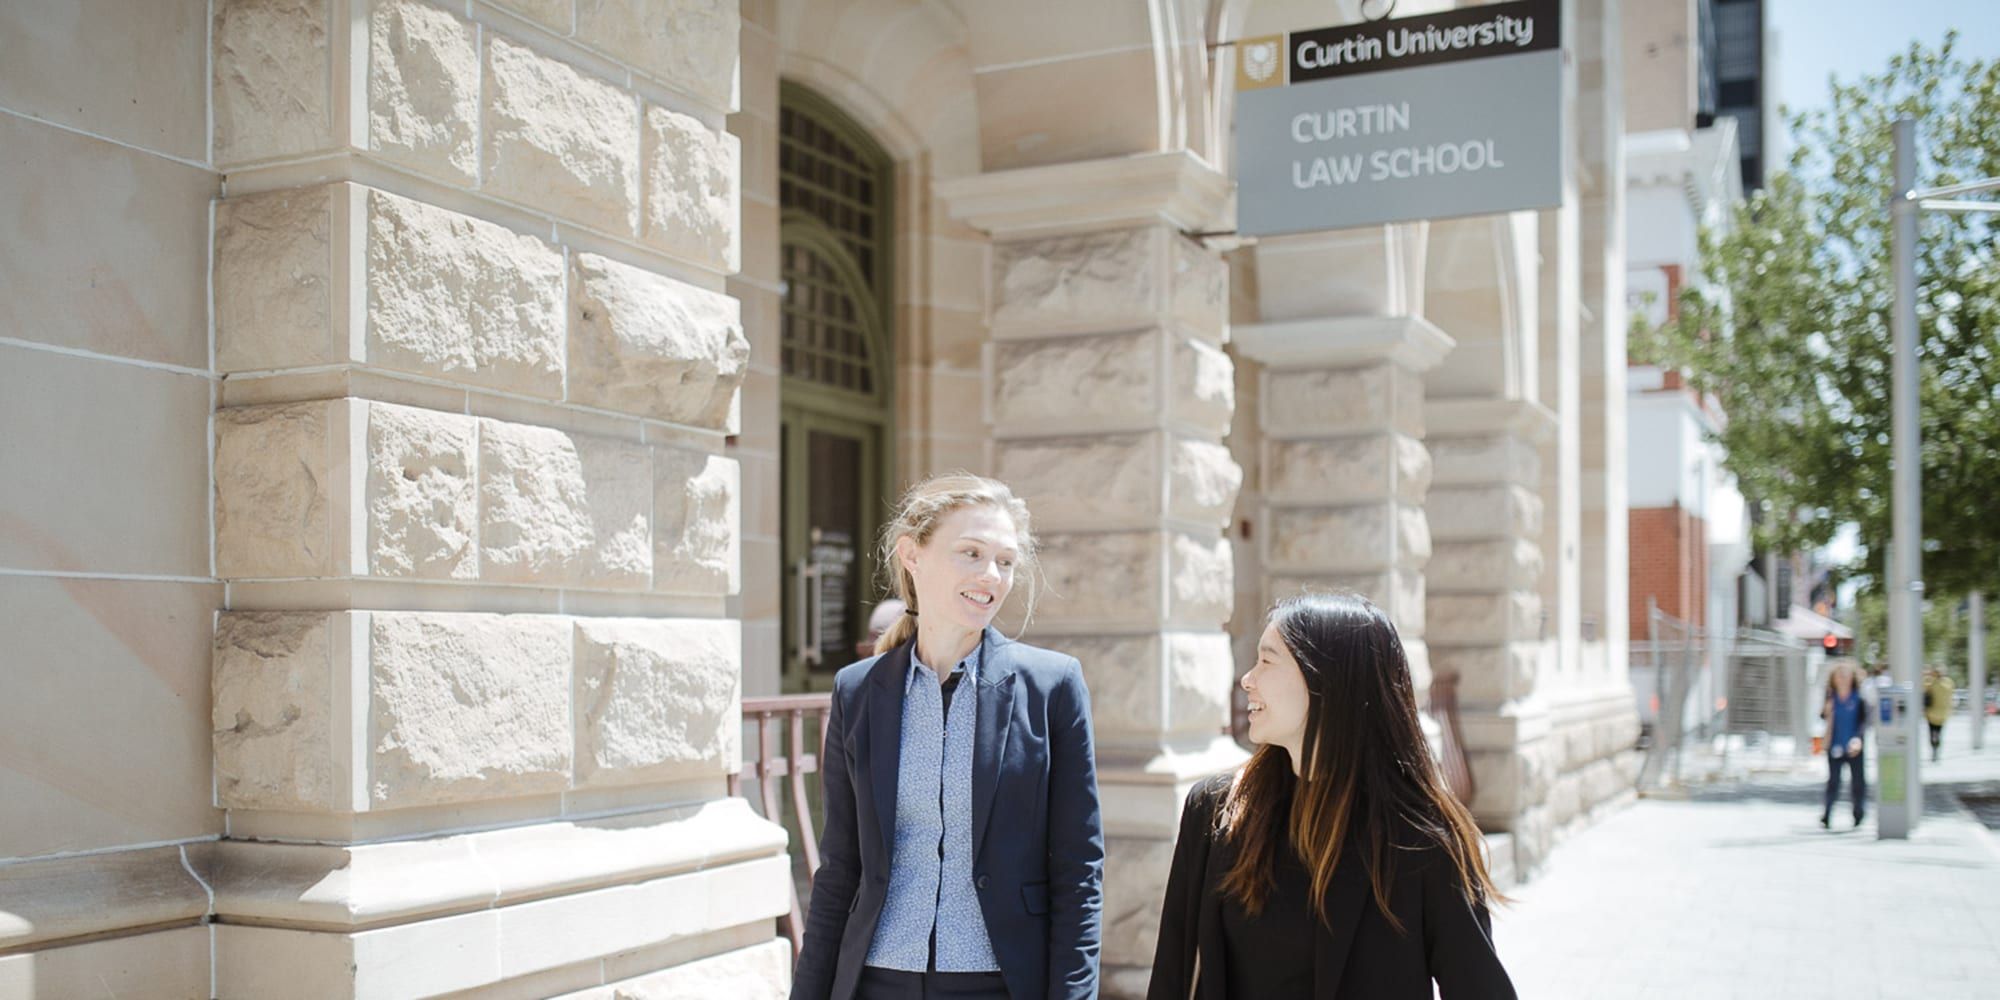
[778,83,895,693]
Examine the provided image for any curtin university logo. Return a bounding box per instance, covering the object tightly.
[1236,35,1286,91]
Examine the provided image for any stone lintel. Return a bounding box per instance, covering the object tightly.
[0,845,210,953]
[937,150,1230,239]
[1426,397,1559,442]
[201,798,783,931]
[1094,735,1251,839]
[1234,314,1455,373]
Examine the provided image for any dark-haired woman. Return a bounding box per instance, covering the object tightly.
[1147,592,1516,999]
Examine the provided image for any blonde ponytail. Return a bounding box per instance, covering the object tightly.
[872,473,1040,656]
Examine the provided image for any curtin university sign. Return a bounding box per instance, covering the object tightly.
[1235,0,1564,236]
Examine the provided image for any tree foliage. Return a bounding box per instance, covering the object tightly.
[1635,35,2000,598]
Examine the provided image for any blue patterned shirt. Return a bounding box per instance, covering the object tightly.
[864,640,1000,972]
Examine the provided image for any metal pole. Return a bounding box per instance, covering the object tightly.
[1972,591,1987,751]
[1882,117,1925,838]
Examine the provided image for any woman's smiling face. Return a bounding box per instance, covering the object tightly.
[1242,623,1312,758]
[898,503,1021,634]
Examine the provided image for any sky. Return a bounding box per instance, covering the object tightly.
[1767,0,2000,121]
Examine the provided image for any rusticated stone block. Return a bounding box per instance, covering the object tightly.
[1066,635,1160,737]
[368,0,478,184]
[215,402,334,578]
[1266,503,1428,573]
[992,228,1157,335]
[1034,533,1160,627]
[214,0,332,165]
[1435,643,1540,705]
[365,403,477,579]
[1429,538,1542,591]
[994,435,1158,528]
[991,332,1154,431]
[1169,534,1232,625]
[213,612,335,811]
[1429,433,1541,488]
[573,618,741,787]
[642,104,741,273]
[1172,336,1234,436]
[479,421,653,588]
[486,0,568,31]
[1271,568,1426,635]
[483,35,640,235]
[1265,433,1429,506]
[1170,234,1227,337]
[1100,836,1175,968]
[365,190,565,398]
[215,186,334,371]
[1263,364,1422,438]
[1429,591,1542,646]
[653,448,741,595]
[1428,484,1541,542]
[576,0,739,110]
[368,612,572,808]
[1164,632,1234,733]
[1168,438,1242,528]
[568,252,748,427]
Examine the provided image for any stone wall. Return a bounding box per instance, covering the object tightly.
[1,2,788,997]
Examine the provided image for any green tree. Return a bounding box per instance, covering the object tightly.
[1636,34,2000,601]
[1852,588,2000,687]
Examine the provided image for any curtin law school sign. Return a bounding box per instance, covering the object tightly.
[1234,0,1563,236]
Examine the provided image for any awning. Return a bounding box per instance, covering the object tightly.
[1772,604,1855,641]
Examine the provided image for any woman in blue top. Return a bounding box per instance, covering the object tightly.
[1820,662,1871,829]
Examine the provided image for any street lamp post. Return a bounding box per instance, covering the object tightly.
[1880,117,2000,840]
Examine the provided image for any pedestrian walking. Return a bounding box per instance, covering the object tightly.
[1924,667,1955,762]
[1820,662,1871,829]
[1147,592,1516,999]
[792,474,1104,1000]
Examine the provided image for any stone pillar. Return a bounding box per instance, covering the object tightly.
[1426,399,1559,865]
[1235,316,1453,708]
[204,1,789,996]
[940,151,1245,998]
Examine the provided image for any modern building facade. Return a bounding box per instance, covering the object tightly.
[0,0,1638,996]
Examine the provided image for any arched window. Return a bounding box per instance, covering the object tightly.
[778,82,895,692]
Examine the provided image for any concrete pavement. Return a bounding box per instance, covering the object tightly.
[1491,714,2000,999]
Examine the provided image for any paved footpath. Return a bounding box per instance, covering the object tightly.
[1491,717,2000,999]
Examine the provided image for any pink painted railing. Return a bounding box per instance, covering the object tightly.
[728,693,832,956]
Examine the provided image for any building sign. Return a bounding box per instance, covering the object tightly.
[1235,0,1564,236]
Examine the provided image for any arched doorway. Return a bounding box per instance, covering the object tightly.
[778,82,895,692]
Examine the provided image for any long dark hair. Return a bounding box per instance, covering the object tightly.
[1217,592,1502,932]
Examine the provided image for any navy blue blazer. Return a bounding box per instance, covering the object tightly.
[791,628,1105,1000]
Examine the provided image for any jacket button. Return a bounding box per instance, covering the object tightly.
[975,875,989,890]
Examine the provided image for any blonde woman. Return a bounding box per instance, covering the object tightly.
[792,474,1103,1000]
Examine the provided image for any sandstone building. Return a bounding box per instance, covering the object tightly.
[0,0,1638,996]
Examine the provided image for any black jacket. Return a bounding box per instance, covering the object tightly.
[790,629,1105,1000]
[1147,774,1516,999]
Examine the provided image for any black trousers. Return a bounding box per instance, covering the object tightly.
[1823,750,1867,822]
[1930,722,1945,756]
[855,967,1009,1000]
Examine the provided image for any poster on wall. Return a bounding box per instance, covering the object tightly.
[1234,0,1565,236]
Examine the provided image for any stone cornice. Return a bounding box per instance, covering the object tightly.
[1232,314,1456,373]
[1426,397,1560,442]
[936,150,1231,239]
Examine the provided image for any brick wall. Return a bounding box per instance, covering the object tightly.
[1629,504,1708,627]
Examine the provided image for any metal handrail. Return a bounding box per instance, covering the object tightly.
[729,693,833,956]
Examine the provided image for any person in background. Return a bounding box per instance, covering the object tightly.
[1820,662,1871,830]
[856,598,907,661]
[1924,667,1955,763]
[1148,592,1515,999]
[793,474,1103,1000]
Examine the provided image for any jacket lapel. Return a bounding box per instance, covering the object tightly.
[970,628,1017,864]
[866,643,909,861]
